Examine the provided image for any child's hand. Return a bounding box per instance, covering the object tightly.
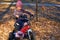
[16,15,19,18]
[24,22,28,26]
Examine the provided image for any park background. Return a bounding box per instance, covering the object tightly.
[0,0,60,40]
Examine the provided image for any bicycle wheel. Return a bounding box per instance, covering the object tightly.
[28,31,35,40]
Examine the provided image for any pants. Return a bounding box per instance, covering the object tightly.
[14,23,24,31]
[15,31,24,38]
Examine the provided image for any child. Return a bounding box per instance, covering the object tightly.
[13,0,33,20]
[13,0,23,19]
[13,0,33,38]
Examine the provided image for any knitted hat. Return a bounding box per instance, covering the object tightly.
[16,0,23,8]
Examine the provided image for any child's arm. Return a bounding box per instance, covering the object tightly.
[13,10,16,16]
[21,9,33,16]
[13,10,19,18]
[24,11,33,16]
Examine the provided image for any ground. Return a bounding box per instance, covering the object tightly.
[0,4,60,40]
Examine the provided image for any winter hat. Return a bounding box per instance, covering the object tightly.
[16,0,23,8]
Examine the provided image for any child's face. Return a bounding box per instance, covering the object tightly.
[16,7,22,11]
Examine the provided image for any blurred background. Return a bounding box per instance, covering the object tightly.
[0,0,60,40]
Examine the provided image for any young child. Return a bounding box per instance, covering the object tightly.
[13,0,33,38]
[13,0,23,19]
[13,0,33,20]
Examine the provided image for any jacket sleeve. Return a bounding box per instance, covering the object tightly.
[25,11,33,16]
[13,10,17,17]
[22,9,33,16]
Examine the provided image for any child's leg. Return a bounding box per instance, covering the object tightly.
[15,31,24,38]
[24,22,28,26]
